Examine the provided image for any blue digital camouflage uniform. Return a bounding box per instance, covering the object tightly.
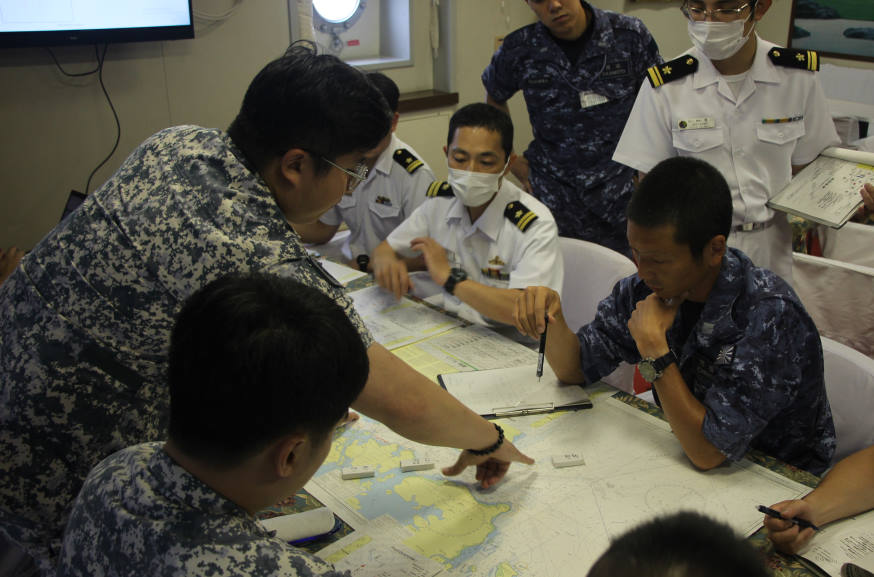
[482,0,661,255]
[0,126,372,575]
[575,248,835,475]
[56,443,348,577]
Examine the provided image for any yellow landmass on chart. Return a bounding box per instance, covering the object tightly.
[494,562,519,577]
[324,437,416,473]
[321,534,373,564]
[393,477,510,561]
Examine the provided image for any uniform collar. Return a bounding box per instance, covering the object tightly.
[372,132,401,178]
[691,35,779,90]
[150,445,252,519]
[687,249,747,350]
[446,179,516,241]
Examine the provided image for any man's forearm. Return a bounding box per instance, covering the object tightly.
[652,366,726,469]
[544,312,586,384]
[452,281,521,327]
[805,445,874,526]
[352,343,499,449]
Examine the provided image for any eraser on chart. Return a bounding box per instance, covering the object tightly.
[400,459,435,472]
[341,465,376,480]
[551,453,585,468]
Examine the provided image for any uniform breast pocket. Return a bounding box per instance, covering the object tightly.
[756,121,805,146]
[672,127,725,154]
[368,201,401,221]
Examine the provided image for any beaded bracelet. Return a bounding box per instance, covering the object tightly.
[467,423,504,456]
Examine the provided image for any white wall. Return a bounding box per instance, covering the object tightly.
[1,0,870,249]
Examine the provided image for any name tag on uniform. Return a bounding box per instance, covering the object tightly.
[602,60,630,78]
[677,117,715,130]
[580,91,609,109]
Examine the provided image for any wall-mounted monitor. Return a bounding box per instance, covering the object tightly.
[0,1,194,48]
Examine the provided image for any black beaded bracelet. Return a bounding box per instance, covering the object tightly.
[467,423,504,456]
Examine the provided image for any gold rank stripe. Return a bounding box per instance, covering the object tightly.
[427,181,444,197]
[647,65,664,87]
[808,50,818,71]
[406,159,423,173]
[516,211,537,231]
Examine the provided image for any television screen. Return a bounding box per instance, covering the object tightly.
[0,1,194,48]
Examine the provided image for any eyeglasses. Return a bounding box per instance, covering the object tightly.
[681,1,752,21]
[321,157,369,193]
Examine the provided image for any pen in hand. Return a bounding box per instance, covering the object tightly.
[757,505,820,531]
[537,313,548,382]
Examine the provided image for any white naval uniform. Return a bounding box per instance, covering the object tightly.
[386,178,564,328]
[613,37,840,284]
[320,133,435,261]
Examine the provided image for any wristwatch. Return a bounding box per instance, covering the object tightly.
[637,350,678,383]
[443,267,468,295]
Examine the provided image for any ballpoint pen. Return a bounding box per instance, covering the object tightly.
[757,505,821,531]
[537,313,548,382]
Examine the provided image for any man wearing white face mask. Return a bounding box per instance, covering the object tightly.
[612,0,843,285]
[372,103,563,331]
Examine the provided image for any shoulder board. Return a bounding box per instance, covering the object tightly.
[646,55,698,88]
[504,201,539,232]
[426,180,454,198]
[393,148,425,174]
[768,47,819,71]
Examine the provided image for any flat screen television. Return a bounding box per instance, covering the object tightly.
[0,1,194,48]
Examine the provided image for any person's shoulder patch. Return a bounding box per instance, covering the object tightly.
[504,201,539,232]
[393,148,425,174]
[768,47,819,71]
[646,55,698,88]
[426,180,454,198]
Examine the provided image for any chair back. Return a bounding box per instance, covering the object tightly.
[559,237,637,392]
[821,336,874,465]
[793,252,874,358]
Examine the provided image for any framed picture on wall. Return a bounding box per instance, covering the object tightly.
[788,0,874,62]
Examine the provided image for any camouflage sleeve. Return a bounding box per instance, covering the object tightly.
[699,298,811,462]
[481,39,520,103]
[576,278,642,384]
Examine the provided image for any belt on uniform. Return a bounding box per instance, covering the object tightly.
[732,220,773,232]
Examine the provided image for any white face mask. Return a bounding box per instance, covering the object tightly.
[687,19,754,61]
[447,159,510,207]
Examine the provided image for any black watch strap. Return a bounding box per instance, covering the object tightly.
[443,267,467,295]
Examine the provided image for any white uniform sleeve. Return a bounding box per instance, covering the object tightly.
[385,199,434,259]
[790,74,841,166]
[507,217,565,297]
[613,80,677,174]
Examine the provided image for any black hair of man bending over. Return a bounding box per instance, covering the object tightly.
[447,102,514,162]
[228,41,392,176]
[627,156,733,260]
[587,512,771,577]
[366,72,400,113]
[167,273,370,467]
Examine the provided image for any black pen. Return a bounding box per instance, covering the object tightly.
[537,314,548,382]
[757,505,820,531]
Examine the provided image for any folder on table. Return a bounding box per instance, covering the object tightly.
[438,364,592,417]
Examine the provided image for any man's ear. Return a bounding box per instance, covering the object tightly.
[442,144,449,158]
[504,152,517,174]
[278,148,309,191]
[707,234,727,267]
[390,112,399,133]
[753,0,771,21]
[272,434,307,479]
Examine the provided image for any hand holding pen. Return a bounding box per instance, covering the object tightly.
[760,502,822,555]
[758,505,820,531]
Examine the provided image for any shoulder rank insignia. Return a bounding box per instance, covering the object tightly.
[393,148,425,174]
[768,47,819,71]
[504,201,538,232]
[426,180,454,198]
[646,55,698,88]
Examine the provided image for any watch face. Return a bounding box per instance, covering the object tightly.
[638,361,657,382]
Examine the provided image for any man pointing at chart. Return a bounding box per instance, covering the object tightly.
[515,157,834,475]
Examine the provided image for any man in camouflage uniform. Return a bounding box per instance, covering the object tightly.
[57,274,368,576]
[515,157,835,475]
[0,44,532,575]
[482,0,661,255]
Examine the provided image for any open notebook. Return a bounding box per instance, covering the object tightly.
[438,364,592,417]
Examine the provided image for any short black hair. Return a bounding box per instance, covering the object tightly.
[588,512,771,577]
[228,41,391,173]
[627,157,732,260]
[367,72,400,112]
[168,273,369,467]
[447,103,513,162]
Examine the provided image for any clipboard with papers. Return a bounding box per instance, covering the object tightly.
[437,364,592,417]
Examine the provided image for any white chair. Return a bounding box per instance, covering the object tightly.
[559,237,638,392]
[820,221,874,269]
[821,336,874,465]
[792,252,874,358]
